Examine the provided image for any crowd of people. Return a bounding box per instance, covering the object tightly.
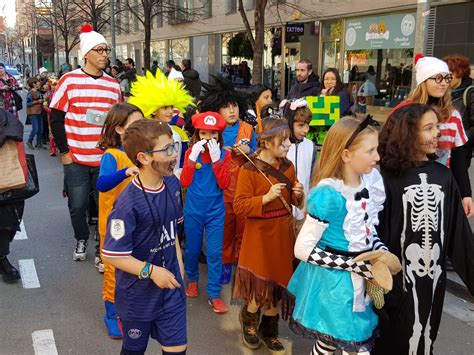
[1,23,474,355]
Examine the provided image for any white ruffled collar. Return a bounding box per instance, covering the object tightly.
[319,169,385,252]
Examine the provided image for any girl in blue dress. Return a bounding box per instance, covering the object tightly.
[288,115,399,354]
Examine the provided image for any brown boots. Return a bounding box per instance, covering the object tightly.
[240,306,285,353]
[240,306,261,349]
[258,314,285,354]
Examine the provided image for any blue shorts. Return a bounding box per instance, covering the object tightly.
[120,303,186,351]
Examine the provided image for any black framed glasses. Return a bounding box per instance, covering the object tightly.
[90,47,112,55]
[144,142,179,157]
[428,74,453,84]
[344,115,380,149]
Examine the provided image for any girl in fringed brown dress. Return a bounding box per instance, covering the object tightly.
[233,116,304,353]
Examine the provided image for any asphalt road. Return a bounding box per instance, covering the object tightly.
[0,93,473,355]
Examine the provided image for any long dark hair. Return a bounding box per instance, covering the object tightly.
[98,103,143,150]
[322,67,344,95]
[379,103,439,176]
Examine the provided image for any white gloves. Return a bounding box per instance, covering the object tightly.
[189,139,207,162]
[208,138,221,163]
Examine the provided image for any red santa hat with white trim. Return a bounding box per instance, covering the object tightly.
[80,24,108,59]
[414,53,450,86]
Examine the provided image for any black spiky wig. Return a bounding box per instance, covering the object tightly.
[198,75,248,115]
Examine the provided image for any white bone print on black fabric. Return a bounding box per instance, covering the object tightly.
[401,173,444,355]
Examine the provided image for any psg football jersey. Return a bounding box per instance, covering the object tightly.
[103,176,184,321]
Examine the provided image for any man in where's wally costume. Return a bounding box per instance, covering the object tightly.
[198,76,257,284]
[50,24,121,335]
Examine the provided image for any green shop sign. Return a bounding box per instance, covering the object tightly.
[345,13,416,50]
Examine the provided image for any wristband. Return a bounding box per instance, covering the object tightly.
[138,262,152,280]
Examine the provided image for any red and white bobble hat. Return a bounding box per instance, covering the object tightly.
[79,24,108,59]
[192,112,227,132]
[414,53,450,86]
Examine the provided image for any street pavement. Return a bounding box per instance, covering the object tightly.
[0,92,473,354]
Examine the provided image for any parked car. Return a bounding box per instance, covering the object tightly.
[5,67,23,89]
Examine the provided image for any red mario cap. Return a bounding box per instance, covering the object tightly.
[192,112,227,132]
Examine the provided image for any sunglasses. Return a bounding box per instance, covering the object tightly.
[344,115,380,149]
[144,142,179,157]
[427,74,453,84]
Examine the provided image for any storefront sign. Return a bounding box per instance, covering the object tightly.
[345,13,416,50]
[286,23,304,35]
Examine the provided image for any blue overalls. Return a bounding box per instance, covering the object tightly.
[184,151,226,299]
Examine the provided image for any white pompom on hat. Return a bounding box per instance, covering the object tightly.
[79,24,108,59]
[414,54,450,86]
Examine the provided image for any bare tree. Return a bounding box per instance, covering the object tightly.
[123,0,206,70]
[33,0,84,65]
[238,0,267,85]
[72,0,109,33]
[238,1,321,84]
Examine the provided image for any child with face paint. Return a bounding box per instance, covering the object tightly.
[102,119,186,355]
[180,112,231,314]
[394,55,474,217]
[374,103,474,355]
[128,70,194,179]
[233,117,304,353]
[97,103,144,338]
[199,75,257,284]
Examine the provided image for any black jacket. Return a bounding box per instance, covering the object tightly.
[182,68,202,97]
[287,72,321,99]
[452,77,474,141]
[0,108,23,147]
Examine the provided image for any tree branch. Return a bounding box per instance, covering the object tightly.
[238,0,256,50]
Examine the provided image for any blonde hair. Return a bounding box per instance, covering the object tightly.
[312,116,378,186]
[408,81,454,121]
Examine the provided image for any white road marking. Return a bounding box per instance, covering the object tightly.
[32,329,58,355]
[18,259,40,289]
[14,220,28,240]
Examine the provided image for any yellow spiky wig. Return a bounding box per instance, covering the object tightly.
[128,69,195,118]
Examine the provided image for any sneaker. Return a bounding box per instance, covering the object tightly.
[73,240,88,261]
[220,263,232,285]
[35,143,47,150]
[26,142,34,150]
[95,256,105,273]
[208,298,228,314]
[185,281,199,298]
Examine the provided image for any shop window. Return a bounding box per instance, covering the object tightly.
[170,38,190,63]
[345,48,413,107]
[150,40,167,69]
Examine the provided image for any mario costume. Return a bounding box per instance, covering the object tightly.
[199,76,257,284]
[180,112,231,312]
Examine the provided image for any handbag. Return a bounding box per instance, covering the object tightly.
[0,153,39,204]
[0,140,26,192]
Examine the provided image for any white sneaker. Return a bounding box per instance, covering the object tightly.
[95,256,105,273]
[73,240,87,261]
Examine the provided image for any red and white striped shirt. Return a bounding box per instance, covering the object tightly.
[50,69,122,166]
[437,110,467,167]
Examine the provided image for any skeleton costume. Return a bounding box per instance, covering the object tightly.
[373,161,474,355]
[288,168,387,353]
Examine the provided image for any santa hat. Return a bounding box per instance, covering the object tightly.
[39,67,48,75]
[168,68,184,82]
[414,54,450,86]
[192,112,226,132]
[80,24,107,59]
